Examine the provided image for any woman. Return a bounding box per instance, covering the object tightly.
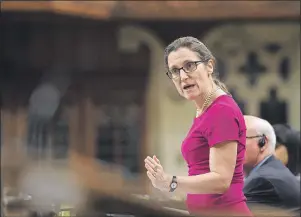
[144,36,252,216]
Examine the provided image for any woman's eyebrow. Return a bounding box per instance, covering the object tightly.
[169,59,194,69]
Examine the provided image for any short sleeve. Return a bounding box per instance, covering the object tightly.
[207,105,240,148]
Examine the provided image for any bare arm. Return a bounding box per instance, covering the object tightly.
[176,141,237,194]
[145,105,240,194]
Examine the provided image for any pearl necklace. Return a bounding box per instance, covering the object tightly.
[196,87,220,117]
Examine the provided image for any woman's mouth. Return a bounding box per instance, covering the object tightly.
[183,84,195,91]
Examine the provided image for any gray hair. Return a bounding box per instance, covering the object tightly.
[245,115,277,152]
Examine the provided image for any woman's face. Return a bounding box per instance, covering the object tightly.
[275,144,289,165]
[167,47,213,101]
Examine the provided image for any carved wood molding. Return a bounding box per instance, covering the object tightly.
[2,1,300,20]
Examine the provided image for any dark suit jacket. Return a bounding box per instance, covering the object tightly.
[243,156,300,211]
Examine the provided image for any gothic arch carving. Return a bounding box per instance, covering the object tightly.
[201,23,300,129]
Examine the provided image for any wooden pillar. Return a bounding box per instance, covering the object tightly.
[68,104,79,160]
[2,107,27,149]
[2,109,14,149]
[68,90,95,160]
[76,96,95,157]
[1,107,28,188]
[15,108,27,150]
[83,97,95,157]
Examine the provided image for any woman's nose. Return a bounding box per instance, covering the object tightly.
[179,69,188,80]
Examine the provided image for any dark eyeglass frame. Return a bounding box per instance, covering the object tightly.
[246,135,265,139]
[166,60,206,79]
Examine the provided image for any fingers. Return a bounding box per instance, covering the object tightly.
[145,164,166,182]
[147,171,156,182]
[145,156,168,191]
[145,156,162,170]
[144,155,165,182]
[153,155,160,164]
[145,156,156,168]
[145,163,156,175]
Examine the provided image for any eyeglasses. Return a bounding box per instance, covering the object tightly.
[166,60,205,79]
[246,135,265,139]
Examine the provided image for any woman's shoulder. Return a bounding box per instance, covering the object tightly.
[204,95,244,124]
[209,95,240,113]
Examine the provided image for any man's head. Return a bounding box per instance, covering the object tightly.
[244,115,277,168]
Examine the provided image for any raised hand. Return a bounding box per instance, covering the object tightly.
[144,155,171,192]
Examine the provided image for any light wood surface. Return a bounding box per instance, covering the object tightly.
[2,1,299,20]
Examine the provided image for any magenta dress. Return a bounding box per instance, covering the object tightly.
[181,95,252,216]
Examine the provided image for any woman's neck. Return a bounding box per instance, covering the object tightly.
[194,84,217,110]
[194,87,226,117]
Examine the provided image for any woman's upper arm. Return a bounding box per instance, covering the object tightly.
[206,105,241,185]
[209,141,237,184]
[207,105,240,148]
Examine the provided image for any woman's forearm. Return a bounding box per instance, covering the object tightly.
[176,172,230,194]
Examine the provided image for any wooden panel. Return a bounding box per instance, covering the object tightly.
[15,109,27,146]
[2,1,300,20]
[82,97,96,157]
[2,1,117,20]
[1,108,27,188]
[68,105,79,159]
[67,88,95,158]
[115,1,300,20]
[2,1,52,12]
[1,108,27,149]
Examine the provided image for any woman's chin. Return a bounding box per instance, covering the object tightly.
[184,93,198,101]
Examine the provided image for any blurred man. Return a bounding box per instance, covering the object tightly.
[273,124,300,178]
[243,116,300,212]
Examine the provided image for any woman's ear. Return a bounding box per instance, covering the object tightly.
[206,59,215,76]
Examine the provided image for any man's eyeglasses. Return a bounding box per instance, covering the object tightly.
[166,60,205,79]
[246,135,265,139]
